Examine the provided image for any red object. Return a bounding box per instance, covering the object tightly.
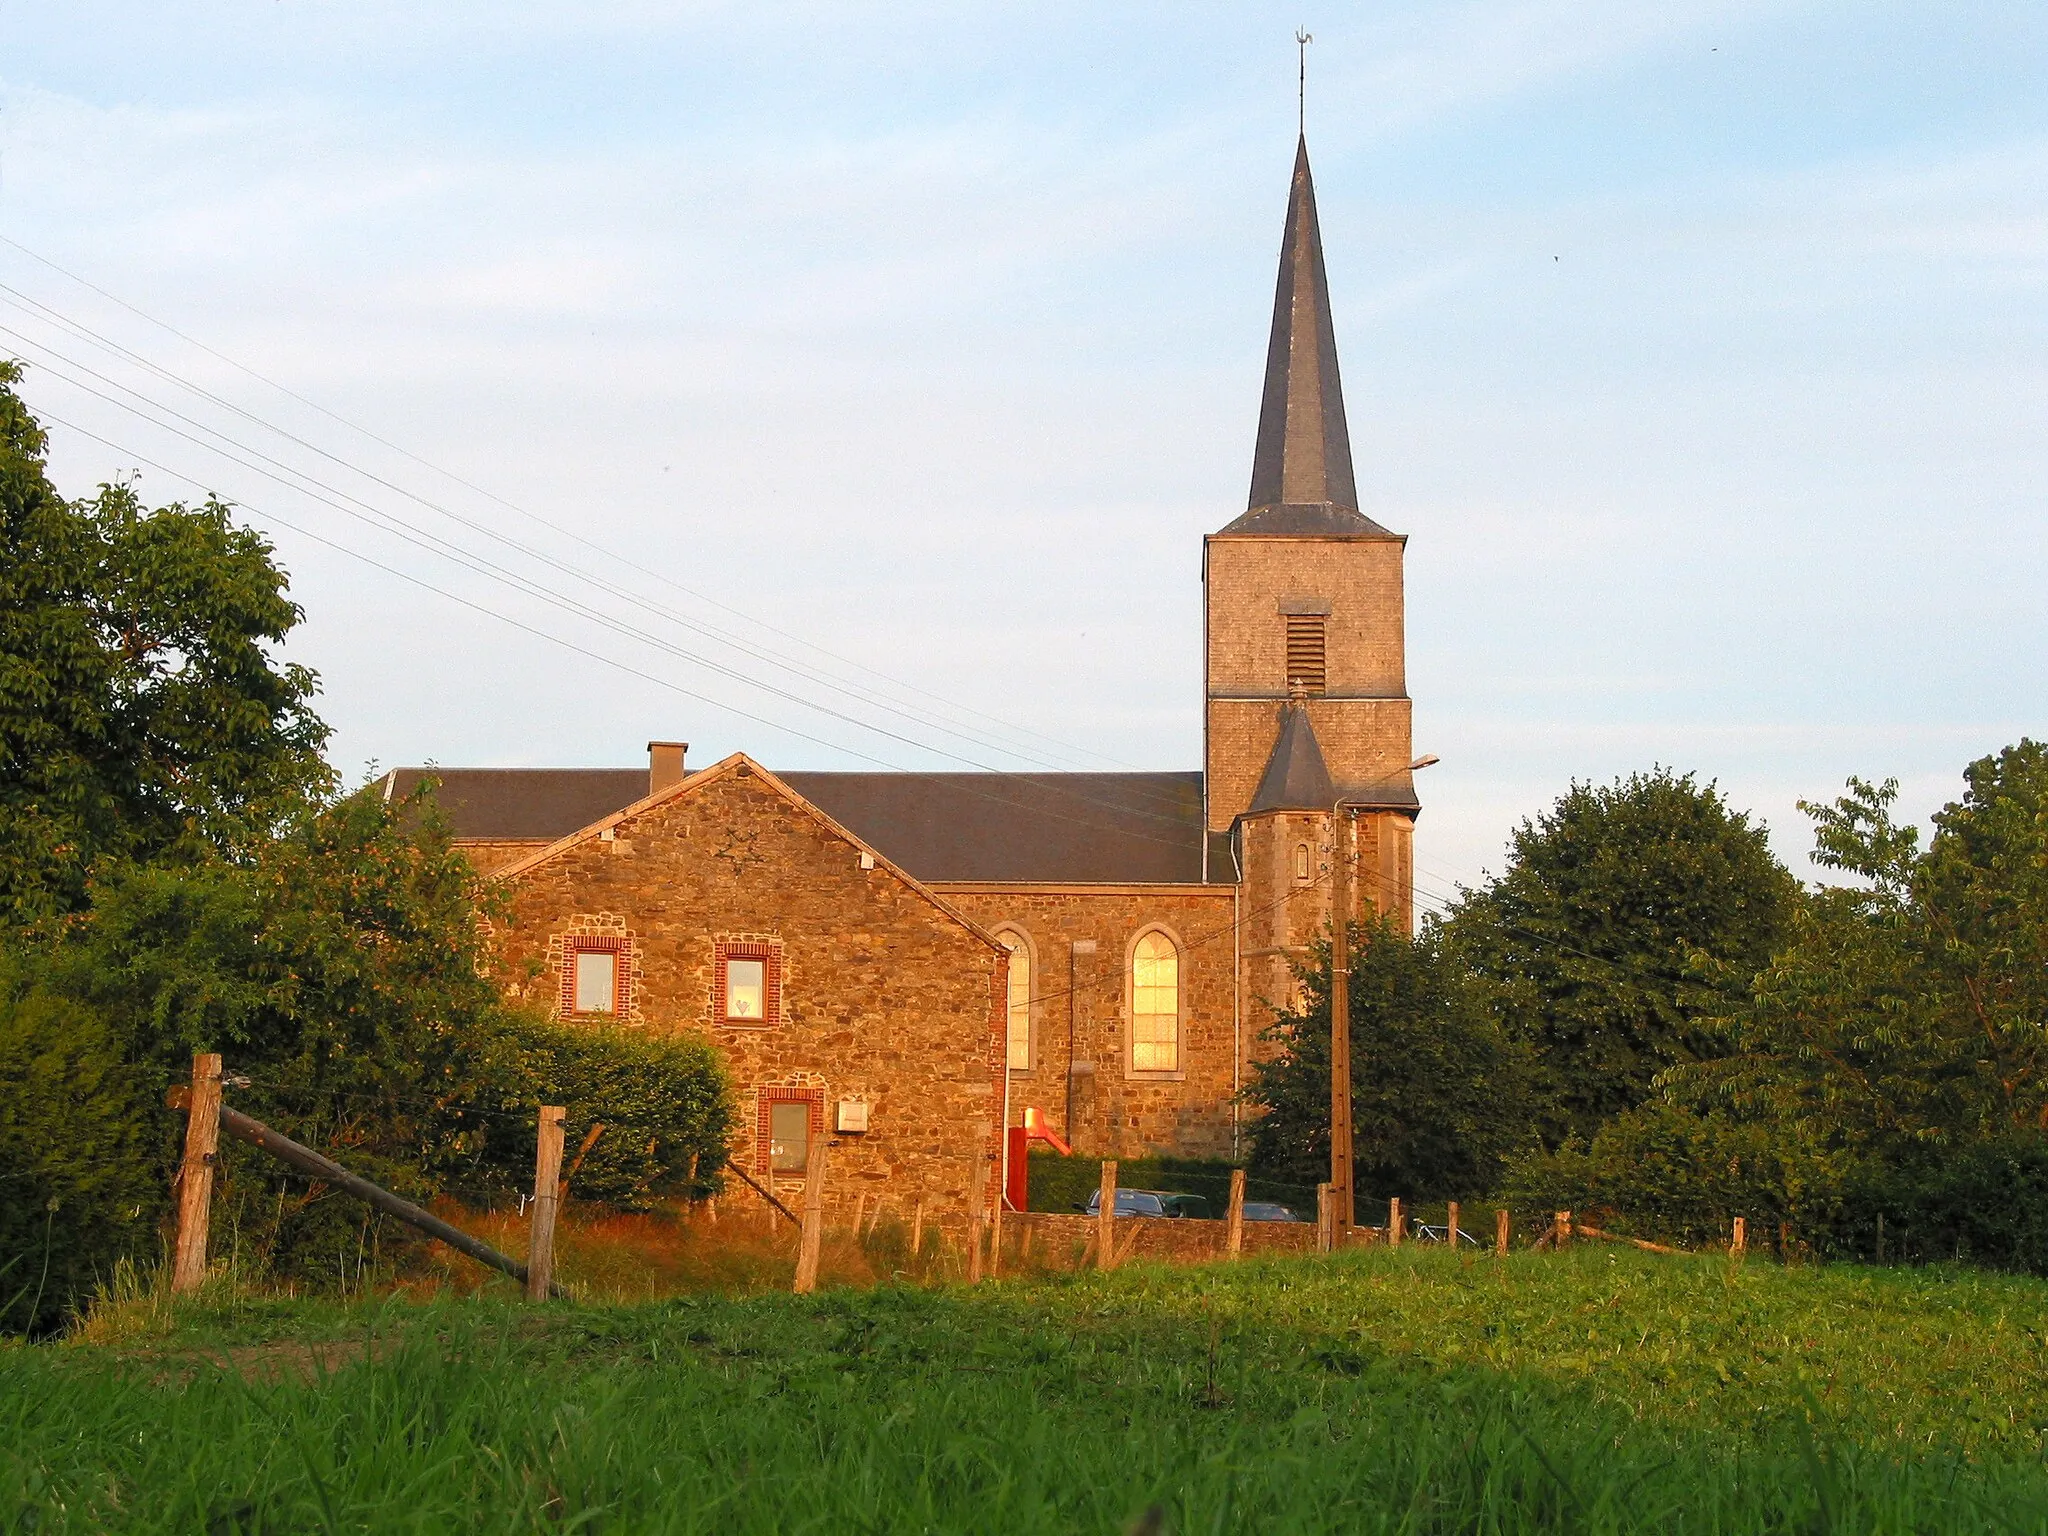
[1006,1127,1029,1211]
[1006,1107,1074,1211]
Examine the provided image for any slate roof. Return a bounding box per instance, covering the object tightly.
[383,767,649,840]
[1216,136,1401,544]
[1245,705,1336,814]
[383,766,1225,884]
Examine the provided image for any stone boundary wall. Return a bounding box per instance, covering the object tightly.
[1005,1210,1381,1267]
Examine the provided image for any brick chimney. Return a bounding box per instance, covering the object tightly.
[648,741,688,796]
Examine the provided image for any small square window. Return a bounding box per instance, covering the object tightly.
[727,958,766,1019]
[574,949,618,1013]
[559,936,632,1018]
[715,939,782,1025]
[768,1100,810,1173]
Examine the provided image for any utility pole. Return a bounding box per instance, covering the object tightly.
[1328,806,1354,1231]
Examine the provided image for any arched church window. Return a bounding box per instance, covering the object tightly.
[1131,930,1180,1073]
[1294,843,1311,882]
[998,930,1032,1071]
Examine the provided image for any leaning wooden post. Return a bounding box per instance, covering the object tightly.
[1447,1201,1461,1251]
[526,1106,566,1302]
[792,1130,828,1294]
[1389,1197,1404,1249]
[1097,1160,1118,1272]
[171,1053,223,1294]
[967,1150,988,1285]
[911,1191,926,1257]
[1226,1168,1246,1259]
[1495,1207,1510,1257]
[1731,1216,1746,1258]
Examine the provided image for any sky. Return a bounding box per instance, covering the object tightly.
[2,1,2043,909]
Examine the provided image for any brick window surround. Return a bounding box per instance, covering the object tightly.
[559,934,633,1018]
[755,1086,823,1177]
[715,938,784,1026]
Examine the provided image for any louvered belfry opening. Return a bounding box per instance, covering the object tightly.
[1285,613,1327,692]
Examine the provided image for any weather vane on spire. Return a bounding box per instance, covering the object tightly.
[1296,27,1313,136]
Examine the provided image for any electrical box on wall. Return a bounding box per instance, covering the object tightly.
[835,1101,869,1133]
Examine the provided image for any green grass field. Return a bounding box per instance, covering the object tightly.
[8,1247,2048,1532]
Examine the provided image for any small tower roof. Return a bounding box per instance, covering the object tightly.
[1217,137,1395,540]
[1245,702,1336,815]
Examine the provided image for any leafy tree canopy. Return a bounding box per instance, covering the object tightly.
[1244,916,1535,1202]
[1684,743,2048,1151]
[0,361,330,927]
[1447,768,1796,1148]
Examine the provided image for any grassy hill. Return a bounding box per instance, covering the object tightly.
[8,1246,2048,1531]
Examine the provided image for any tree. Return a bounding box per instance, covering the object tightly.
[0,361,330,927]
[1686,745,2048,1153]
[1447,769,1796,1149]
[1244,916,1534,1201]
[1526,744,2048,1267]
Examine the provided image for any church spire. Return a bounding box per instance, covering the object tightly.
[1219,137,1389,538]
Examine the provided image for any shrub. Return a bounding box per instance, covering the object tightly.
[0,965,160,1335]
[1502,1103,1820,1249]
[453,1014,736,1210]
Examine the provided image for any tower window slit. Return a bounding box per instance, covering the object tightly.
[1285,614,1327,691]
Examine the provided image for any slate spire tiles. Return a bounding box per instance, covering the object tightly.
[1218,136,1394,540]
[1245,702,1337,815]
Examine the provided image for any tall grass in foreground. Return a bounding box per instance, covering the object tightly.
[10,1248,2048,1532]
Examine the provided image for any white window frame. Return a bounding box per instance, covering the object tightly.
[1125,925,1185,1080]
[992,926,1035,1074]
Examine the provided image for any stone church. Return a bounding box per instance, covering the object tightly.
[385,137,1420,1229]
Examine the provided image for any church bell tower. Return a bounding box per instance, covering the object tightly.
[1206,136,1417,1000]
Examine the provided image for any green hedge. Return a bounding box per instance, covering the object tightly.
[1025,1152,1319,1217]
[0,969,161,1336]
[452,1015,736,1210]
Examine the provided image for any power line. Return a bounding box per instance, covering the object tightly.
[0,232,1147,776]
[0,286,1124,779]
[1,323,1217,841]
[32,408,1219,854]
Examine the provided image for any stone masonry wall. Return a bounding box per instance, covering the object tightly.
[1204,534,1410,833]
[930,883,1242,1162]
[492,762,1006,1236]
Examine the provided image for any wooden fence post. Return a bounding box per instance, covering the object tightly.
[1389,1196,1403,1249]
[793,1130,828,1293]
[967,1149,988,1285]
[1553,1210,1571,1249]
[1097,1160,1118,1272]
[1731,1216,1746,1258]
[171,1053,223,1294]
[1448,1201,1460,1251]
[1316,1183,1333,1253]
[1226,1168,1246,1259]
[1779,1221,1793,1266]
[1875,1212,1885,1264]
[1495,1207,1510,1257]
[988,1137,1004,1279]
[527,1106,566,1302]
[912,1191,926,1257]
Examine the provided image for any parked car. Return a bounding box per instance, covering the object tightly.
[1080,1189,1208,1218]
[1241,1201,1305,1223]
